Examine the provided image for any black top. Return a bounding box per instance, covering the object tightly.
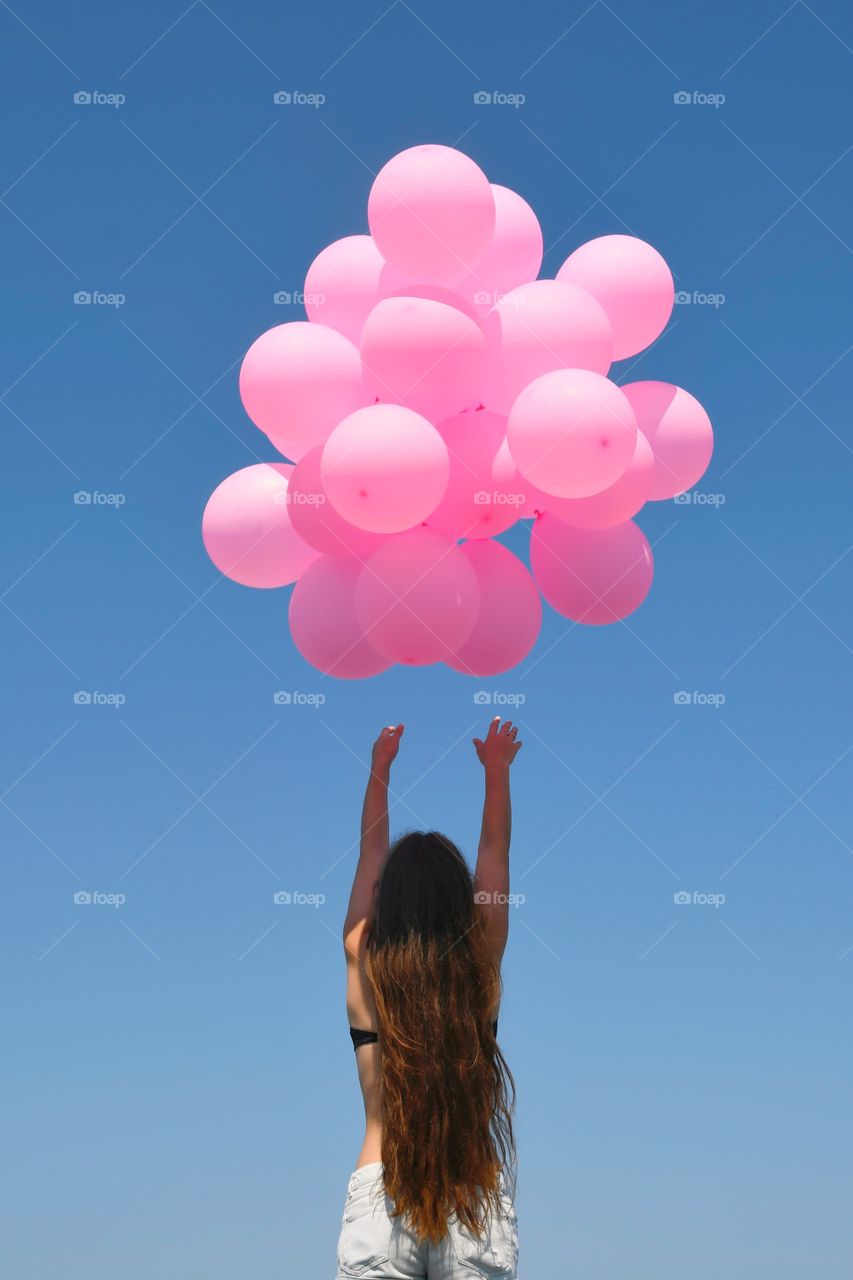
[350,1020,498,1051]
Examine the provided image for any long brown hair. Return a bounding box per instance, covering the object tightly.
[364,830,516,1244]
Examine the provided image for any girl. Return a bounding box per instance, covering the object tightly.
[336,716,522,1279]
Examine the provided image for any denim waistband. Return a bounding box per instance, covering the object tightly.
[347,1162,383,1194]
[346,1163,512,1197]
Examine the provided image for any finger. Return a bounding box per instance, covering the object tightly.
[473,738,484,751]
[500,721,513,735]
[508,726,518,738]
[487,716,500,738]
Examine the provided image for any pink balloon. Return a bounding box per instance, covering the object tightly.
[531,515,654,625]
[525,428,654,529]
[202,463,318,589]
[355,526,480,665]
[360,296,487,423]
[386,282,481,325]
[239,322,367,462]
[557,235,674,361]
[289,555,390,679]
[480,280,612,416]
[621,381,714,500]
[447,540,542,676]
[321,403,449,534]
[304,235,407,345]
[507,369,638,499]
[287,447,385,557]
[455,184,544,311]
[427,409,525,540]
[491,437,540,517]
[368,144,495,286]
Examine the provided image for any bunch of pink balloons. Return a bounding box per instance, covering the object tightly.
[202,144,713,679]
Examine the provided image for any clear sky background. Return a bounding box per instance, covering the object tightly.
[2,2,852,1277]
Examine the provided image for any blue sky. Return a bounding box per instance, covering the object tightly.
[2,2,852,1277]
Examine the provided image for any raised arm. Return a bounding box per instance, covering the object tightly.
[343,725,404,953]
[472,716,522,961]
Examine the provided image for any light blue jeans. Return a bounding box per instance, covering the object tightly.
[335,1162,518,1279]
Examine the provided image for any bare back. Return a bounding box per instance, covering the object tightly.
[345,920,382,1166]
[345,916,504,1169]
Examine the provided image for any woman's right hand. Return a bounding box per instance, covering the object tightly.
[473,717,522,771]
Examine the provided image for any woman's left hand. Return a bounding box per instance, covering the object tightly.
[371,724,404,771]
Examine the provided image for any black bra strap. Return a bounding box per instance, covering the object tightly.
[350,1026,379,1051]
[349,1019,498,1051]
